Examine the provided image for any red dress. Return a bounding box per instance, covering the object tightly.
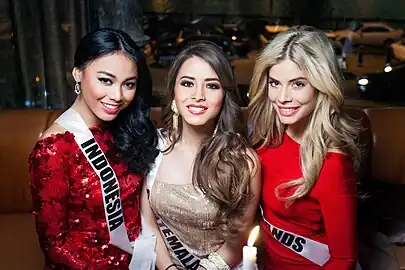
[258,133,357,270]
[29,126,142,269]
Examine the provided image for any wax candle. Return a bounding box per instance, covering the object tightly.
[242,225,260,270]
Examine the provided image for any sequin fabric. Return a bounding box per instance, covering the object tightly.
[29,126,142,269]
[150,181,224,268]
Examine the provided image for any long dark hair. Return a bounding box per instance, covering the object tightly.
[74,28,158,176]
[162,41,253,240]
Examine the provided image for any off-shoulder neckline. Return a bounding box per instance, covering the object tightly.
[37,124,105,144]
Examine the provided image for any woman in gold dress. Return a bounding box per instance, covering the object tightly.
[141,41,261,270]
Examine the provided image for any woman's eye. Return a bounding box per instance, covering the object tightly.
[180,81,194,87]
[269,80,280,87]
[125,82,137,89]
[98,77,112,85]
[206,83,221,89]
[293,81,305,88]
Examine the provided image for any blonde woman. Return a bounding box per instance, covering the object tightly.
[249,26,360,270]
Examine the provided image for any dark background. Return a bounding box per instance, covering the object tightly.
[0,0,404,109]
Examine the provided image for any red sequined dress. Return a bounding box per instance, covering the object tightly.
[29,126,142,269]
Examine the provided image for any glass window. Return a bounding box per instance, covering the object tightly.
[361,27,390,33]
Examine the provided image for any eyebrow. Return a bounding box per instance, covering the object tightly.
[179,75,220,82]
[97,71,116,78]
[204,78,220,82]
[97,71,137,81]
[268,76,307,83]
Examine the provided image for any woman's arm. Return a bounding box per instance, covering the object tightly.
[140,179,178,270]
[212,149,262,268]
[30,140,89,269]
[315,154,358,270]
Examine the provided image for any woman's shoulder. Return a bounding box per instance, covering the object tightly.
[319,148,353,175]
[324,149,351,166]
[39,123,70,140]
[315,150,356,193]
[37,123,76,148]
[327,148,346,155]
[255,144,270,156]
[29,123,76,162]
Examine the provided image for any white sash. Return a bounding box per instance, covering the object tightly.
[156,217,201,269]
[146,131,202,269]
[260,206,362,269]
[145,129,164,192]
[260,205,330,266]
[55,108,156,269]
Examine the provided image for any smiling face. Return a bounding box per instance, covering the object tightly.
[73,52,138,125]
[267,59,317,132]
[173,56,224,130]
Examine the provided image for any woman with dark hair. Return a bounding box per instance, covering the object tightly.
[141,41,261,270]
[29,28,158,269]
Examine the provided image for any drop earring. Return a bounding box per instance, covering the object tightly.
[171,100,179,131]
[212,122,219,137]
[74,82,81,95]
[212,113,222,137]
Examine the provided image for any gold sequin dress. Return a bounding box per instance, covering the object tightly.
[146,132,225,269]
[150,180,225,268]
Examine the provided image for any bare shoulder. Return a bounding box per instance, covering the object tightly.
[30,123,73,163]
[39,123,68,141]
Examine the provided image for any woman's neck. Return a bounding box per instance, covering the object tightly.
[176,122,214,152]
[286,121,307,144]
[71,96,102,128]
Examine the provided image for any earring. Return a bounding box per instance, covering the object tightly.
[74,82,81,95]
[212,113,222,137]
[212,122,219,137]
[171,100,179,131]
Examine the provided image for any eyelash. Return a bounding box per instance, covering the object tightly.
[180,81,221,89]
[180,80,193,87]
[98,77,112,85]
[268,80,305,88]
[125,82,136,89]
[206,83,220,89]
[293,81,305,88]
[268,80,280,87]
[98,78,136,89]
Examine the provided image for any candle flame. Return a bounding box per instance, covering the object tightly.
[247,225,260,247]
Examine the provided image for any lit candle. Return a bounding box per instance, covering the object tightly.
[243,225,260,270]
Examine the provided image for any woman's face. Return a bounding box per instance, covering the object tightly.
[73,52,138,124]
[173,56,224,130]
[267,59,317,130]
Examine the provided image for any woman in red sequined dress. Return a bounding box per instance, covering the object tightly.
[29,28,158,269]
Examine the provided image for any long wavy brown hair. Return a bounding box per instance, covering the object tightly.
[162,41,254,240]
[249,26,361,204]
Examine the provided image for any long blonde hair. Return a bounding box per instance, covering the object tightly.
[249,25,360,203]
